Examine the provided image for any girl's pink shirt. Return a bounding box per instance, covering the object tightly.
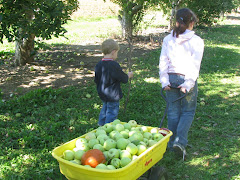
[159,29,204,92]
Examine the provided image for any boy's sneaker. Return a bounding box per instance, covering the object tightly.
[173,143,186,161]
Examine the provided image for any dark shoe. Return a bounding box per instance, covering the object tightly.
[173,143,186,161]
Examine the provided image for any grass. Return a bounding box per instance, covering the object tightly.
[0,15,240,180]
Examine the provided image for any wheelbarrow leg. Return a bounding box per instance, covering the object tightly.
[148,166,168,180]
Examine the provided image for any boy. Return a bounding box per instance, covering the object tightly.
[94,39,133,126]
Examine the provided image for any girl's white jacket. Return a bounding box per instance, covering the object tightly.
[159,29,204,92]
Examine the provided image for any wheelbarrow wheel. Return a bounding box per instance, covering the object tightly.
[148,166,168,180]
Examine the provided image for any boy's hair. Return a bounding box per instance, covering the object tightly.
[173,8,198,38]
[101,39,119,55]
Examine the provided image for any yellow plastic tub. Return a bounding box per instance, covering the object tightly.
[52,125,172,180]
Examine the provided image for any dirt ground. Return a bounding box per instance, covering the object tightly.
[0,33,167,101]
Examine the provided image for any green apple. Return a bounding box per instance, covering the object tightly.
[95,163,108,169]
[113,132,123,141]
[93,144,104,152]
[143,132,152,139]
[135,127,144,133]
[108,148,120,159]
[126,143,138,155]
[120,150,132,159]
[148,140,158,147]
[63,150,75,161]
[111,158,121,168]
[103,139,117,150]
[153,133,164,141]
[123,123,132,130]
[97,134,109,145]
[75,138,88,147]
[85,132,96,141]
[128,120,137,127]
[120,130,129,139]
[137,144,147,156]
[112,119,121,125]
[88,139,99,149]
[109,130,118,139]
[131,132,143,141]
[70,159,81,164]
[132,155,138,161]
[84,165,92,168]
[86,93,91,98]
[141,126,149,133]
[74,149,85,160]
[76,142,90,151]
[120,157,132,167]
[150,127,159,134]
[116,138,129,150]
[115,124,125,132]
[107,165,116,170]
[15,113,22,118]
[129,130,137,137]
[95,129,107,137]
[143,138,149,146]
[80,61,85,65]
[139,141,147,147]
[104,123,113,133]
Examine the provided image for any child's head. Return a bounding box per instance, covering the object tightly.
[101,39,119,55]
[173,8,197,37]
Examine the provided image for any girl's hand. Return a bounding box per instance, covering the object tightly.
[178,86,187,93]
[164,85,171,91]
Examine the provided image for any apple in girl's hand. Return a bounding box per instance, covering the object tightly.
[63,150,75,161]
[108,148,120,159]
[126,143,138,155]
[111,158,121,168]
[128,120,137,127]
[137,144,147,156]
[120,157,132,167]
[104,139,117,150]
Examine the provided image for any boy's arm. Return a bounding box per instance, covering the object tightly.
[111,62,129,83]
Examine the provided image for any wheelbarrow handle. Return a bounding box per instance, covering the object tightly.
[159,87,188,128]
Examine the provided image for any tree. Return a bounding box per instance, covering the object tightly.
[0,0,78,66]
[107,0,169,39]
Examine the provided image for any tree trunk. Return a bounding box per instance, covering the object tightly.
[168,0,182,30]
[15,33,35,66]
[119,10,133,40]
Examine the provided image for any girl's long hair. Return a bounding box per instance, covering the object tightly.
[173,8,198,38]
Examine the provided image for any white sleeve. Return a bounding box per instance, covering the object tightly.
[159,38,170,88]
[181,37,204,91]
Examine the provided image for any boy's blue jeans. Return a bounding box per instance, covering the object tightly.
[166,74,198,149]
[98,101,119,126]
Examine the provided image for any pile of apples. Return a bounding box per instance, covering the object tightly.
[62,119,167,170]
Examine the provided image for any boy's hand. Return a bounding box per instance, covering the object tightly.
[128,71,133,78]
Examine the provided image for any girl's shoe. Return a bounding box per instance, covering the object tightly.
[173,143,186,161]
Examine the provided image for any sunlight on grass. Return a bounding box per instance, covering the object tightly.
[144,77,159,83]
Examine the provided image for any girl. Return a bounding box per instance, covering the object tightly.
[159,8,204,160]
